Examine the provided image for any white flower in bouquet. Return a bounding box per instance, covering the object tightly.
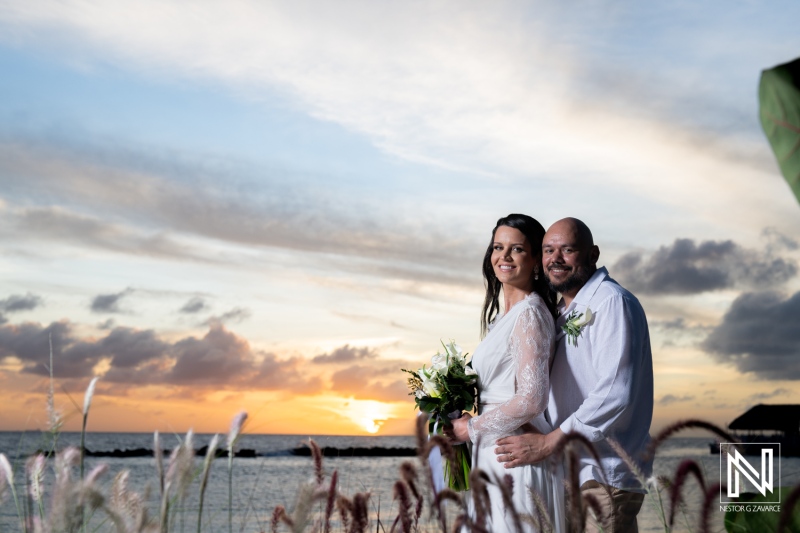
[419,367,443,398]
[431,352,449,373]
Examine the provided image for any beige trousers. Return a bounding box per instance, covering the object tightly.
[570,480,645,533]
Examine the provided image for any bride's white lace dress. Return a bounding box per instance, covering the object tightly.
[467,292,565,532]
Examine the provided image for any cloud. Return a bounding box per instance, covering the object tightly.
[90,289,134,313]
[745,388,791,402]
[250,353,324,394]
[329,364,409,402]
[613,238,796,295]
[166,325,256,385]
[0,293,44,313]
[215,308,251,324]
[179,297,207,314]
[0,320,99,378]
[0,318,322,391]
[702,291,800,379]
[658,394,695,406]
[0,293,44,325]
[1,205,211,262]
[312,344,379,364]
[0,143,479,288]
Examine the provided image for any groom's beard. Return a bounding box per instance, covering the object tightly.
[546,261,595,295]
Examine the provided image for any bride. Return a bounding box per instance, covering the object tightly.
[450,214,565,532]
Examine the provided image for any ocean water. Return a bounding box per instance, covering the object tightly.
[1,432,798,532]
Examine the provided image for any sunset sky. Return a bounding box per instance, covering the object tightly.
[1,1,799,437]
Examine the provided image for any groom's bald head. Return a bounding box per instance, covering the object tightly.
[543,218,600,298]
[550,218,594,249]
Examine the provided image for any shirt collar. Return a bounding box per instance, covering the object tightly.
[557,266,608,316]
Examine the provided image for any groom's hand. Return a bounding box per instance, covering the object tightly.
[495,428,564,468]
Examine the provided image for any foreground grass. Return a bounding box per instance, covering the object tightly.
[1,378,799,532]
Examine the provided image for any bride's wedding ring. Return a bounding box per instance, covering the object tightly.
[509,453,514,460]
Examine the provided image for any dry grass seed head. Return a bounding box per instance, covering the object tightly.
[494,472,524,533]
[581,493,606,533]
[414,414,428,453]
[424,436,455,462]
[349,492,370,533]
[392,480,412,533]
[336,494,353,532]
[646,419,738,460]
[323,470,338,533]
[227,411,248,451]
[606,437,647,485]
[699,483,722,533]
[308,439,324,486]
[529,487,554,533]
[153,431,164,495]
[468,467,492,529]
[668,459,707,527]
[555,433,610,486]
[165,430,195,499]
[27,454,46,502]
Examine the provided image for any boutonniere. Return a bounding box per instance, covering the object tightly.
[562,307,593,346]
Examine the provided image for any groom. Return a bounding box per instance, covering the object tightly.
[495,218,654,533]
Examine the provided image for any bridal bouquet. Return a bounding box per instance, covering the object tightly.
[402,340,477,491]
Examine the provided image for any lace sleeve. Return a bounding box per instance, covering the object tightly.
[468,298,554,447]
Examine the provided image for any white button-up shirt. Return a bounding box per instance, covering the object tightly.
[547,267,654,491]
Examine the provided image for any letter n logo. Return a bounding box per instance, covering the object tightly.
[719,443,780,504]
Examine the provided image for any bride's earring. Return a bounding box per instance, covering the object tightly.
[534,267,539,280]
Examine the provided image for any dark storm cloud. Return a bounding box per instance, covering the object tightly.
[180,297,207,314]
[702,291,800,379]
[613,238,796,295]
[312,344,379,364]
[91,289,133,314]
[0,293,44,313]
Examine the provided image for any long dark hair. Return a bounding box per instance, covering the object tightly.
[480,214,557,337]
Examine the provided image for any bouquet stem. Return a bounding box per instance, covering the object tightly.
[444,442,471,491]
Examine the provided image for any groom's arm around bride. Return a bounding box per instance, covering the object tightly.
[495,218,654,533]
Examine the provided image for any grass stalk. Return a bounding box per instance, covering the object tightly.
[197,434,220,533]
[80,377,99,533]
[1,454,25,532]
[227,411,247,533]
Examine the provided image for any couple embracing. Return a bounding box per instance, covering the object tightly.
[448,214,654,533]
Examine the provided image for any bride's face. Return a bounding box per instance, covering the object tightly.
[491,226,537,291]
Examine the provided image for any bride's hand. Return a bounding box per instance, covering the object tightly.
[447,413,472,443]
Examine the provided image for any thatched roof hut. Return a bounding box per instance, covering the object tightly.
[729,404,800,435]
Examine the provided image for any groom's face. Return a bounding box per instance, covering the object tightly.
[542,222,596,296]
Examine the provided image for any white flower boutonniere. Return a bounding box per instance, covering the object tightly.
[562,307,593,346]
